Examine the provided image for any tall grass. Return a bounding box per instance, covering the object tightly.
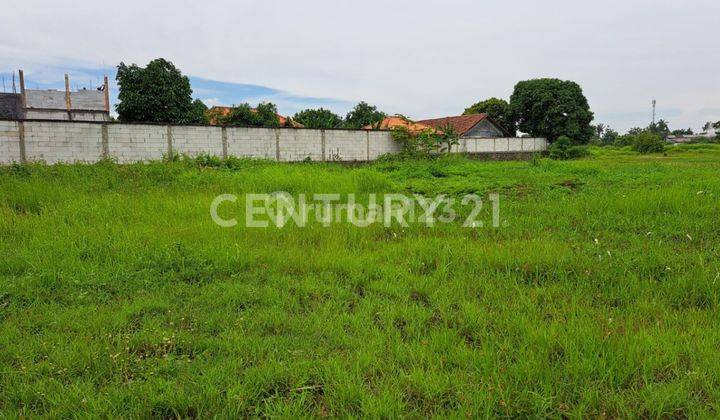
[1,146,719,417]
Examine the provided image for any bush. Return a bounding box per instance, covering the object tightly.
[631,132,665,154]
[226,103,280,128]
[389,126,452,158]
[613,135,634,147]
[549,136,589,160]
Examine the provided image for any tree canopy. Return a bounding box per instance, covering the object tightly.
[116,58,204,124]
[508,78,594,143]
[226,103,280,127]
[463,97,515,135]
[647,119,670,139]
[293,108,343,129]
[344,102,386,129]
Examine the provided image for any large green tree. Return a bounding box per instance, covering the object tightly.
[116,58,204,124]
[293,108,343,129]
[463,97,515,135]
[344,102,385,129]
[508,78,594,143]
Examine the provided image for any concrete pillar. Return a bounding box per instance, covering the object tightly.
[18,121,26,163]
[101,123,109,158]
[64,74,73,121]
[274,129,280,161]
[166,125,174,159]
[221,126,228,159]
[103,76,110,113]
[321,129,326,161]
[365,131,370,161]
[18,70,26,109]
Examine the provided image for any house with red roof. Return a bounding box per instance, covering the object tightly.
[416,114,508,137]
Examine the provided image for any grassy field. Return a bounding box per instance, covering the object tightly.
[1,145,719,417]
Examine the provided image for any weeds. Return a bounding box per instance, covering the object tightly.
[1,146,719,417]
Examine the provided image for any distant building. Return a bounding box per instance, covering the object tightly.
[416,114,508,137]
[365,115,439,133]
[667,123,718,143]
[0,70,110,122]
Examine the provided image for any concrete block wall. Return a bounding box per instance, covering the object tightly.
[24,109,109,122]
[279,128,323,162]
[107,124,168,163]
[24,121,103,164]
[368,131,401,159]
[326,130,368,161]
[172,125,223,157]
[226,127,276,159]
[0,120,21,164]
[0,120,546,164]
[69,90,106,110]
[463,137,547,154]
[25,90,66,109]
[25,89,105,111]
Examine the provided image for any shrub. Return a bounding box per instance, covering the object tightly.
[293,108,343,129]
[226,103,280,128]
[631,132,665,154]
[390,126,422,158]
[549,136,589,160]
[613,135,635,147]
[389,125,455,158]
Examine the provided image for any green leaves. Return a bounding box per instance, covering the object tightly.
[116,58,204,124]
[344,102,386,129]
[293,108,343,129]
[508,78,595,144]
[463,97,515,135]
[226,102,280,128]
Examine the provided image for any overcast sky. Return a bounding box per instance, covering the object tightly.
[1,0,718,132]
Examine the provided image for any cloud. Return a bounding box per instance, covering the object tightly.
[1,63,353,118]
[2,0,718,132]
[200,97,222,108]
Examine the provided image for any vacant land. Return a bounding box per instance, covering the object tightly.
[1,145,719,417]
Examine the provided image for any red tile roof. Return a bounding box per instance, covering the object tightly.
[416,114,489,136]
[366,116,440,134]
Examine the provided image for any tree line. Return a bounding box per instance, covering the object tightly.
[113,58,718,152]
[115,58,387,130]
[115,58,597,143]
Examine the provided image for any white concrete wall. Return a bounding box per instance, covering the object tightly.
[69,90,105,111]
[0,120,21,164]
[0,120,546,164]
[368,130,402,159]
[24,121,103,164]
[462,137,547,153]
[25,90,66,109]
[107,124,168,163]
[172,125,223,157]
[25,89,105,111]
[326,129,369,161]
[279,128,323,162]
[226,126,276,159]
[24,109,109,122]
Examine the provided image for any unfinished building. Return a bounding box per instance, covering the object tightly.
[0,70,110,121]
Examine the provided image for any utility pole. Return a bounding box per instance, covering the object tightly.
[652,99,656,125]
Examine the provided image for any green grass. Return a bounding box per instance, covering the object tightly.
[1,146,719,417]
